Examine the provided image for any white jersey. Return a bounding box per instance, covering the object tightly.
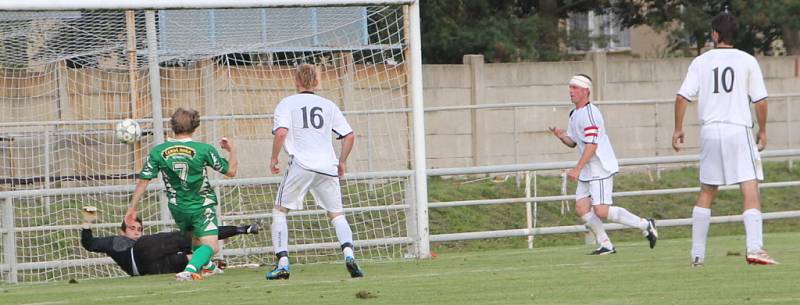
[677,48,768,127]
[272,92,353,176]
[566,103,619,181]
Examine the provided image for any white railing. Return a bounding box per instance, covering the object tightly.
[3,149,799,283]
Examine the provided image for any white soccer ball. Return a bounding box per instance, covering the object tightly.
[115,119,141,144]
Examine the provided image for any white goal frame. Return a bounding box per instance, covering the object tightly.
[0,0,430,284]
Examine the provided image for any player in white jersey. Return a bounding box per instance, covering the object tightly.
[549,74,658,255]
[266,64,363,280]
[673,12,777,266]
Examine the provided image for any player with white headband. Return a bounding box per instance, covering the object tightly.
[549,74,659,255]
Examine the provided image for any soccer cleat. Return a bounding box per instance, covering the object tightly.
[690,256,704,267]
[213,259,228,270]
[201,265,224,277]
[246,222,259,234]
[587,246,616,255]
[644,218,658,249]
[175,271,203,281]
[746,250,779,265]
[265,264,290,280]
[345,257,364,278]
[237,222,260,235]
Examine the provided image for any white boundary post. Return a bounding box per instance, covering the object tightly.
[146,10,171,230]
[524,172,533,249]
[408,0,429,259]
[404,177,417,258]
[0,0,415,10]
[3,198,17,283]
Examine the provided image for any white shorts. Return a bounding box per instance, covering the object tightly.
[576,176,613,205]
[699,123,763,186]
[275,161,344,213]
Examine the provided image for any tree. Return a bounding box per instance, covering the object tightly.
[603,0,800,56]
[420,0,601,64]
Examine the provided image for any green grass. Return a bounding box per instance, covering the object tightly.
[2,232,798,305]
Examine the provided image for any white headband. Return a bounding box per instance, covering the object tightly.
[569,75,592,91]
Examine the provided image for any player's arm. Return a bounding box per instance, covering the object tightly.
[567,143,597,181]
[674,59,698,153]
[332,106,355,177]
[754,99,768,151]
[672,95,690,152]
[548,126,576,148]
[270,127,288,174]
[126,151,159,226]
[125,179,151,226]
[338,132,355,177]
[219,137,237,177]
[80,229,117,253]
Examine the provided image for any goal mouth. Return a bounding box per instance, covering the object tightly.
[0,1,426,283]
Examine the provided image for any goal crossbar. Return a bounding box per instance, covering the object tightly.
[0,0,415,11]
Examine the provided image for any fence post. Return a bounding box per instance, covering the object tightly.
[560,171,568,214]
[524,171,533,249]
[404,177,419,258]
[787,97,794,172]
[588,51,607,101]
[3,197,17,283]
[145,10,171,231]
[44,130,52,214]
[464,54,485,166]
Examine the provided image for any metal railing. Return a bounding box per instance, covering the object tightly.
[3,149,798,283]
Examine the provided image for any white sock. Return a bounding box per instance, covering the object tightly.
[278,256,289,268]
[332,215,355,259]
[743,208,763,253]
[691,206,711,261]
[581,212,613,249]
[271,209,289,266]
[608,206,648,230]
[343,247,354,258]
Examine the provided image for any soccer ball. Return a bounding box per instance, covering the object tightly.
[115,119,141,144]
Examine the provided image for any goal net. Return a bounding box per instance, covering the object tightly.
[0,2,420,283]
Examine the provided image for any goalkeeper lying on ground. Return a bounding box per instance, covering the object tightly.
[79,206,259,276]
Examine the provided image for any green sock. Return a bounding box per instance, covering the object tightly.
[204,260,216,272]
[185,245,213,273]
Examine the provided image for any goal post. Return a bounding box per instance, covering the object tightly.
[0,0,429,283]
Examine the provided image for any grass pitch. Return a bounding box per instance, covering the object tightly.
[3,232,798,305]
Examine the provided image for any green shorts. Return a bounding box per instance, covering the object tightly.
[169,206,219,238]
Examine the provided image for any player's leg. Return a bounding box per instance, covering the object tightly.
[740,180,778,264]
[575,181,614,254]
[267,164,312,280]
[178,207,220,280]
[691,183,717,266]
[691,124,725,265]
[729,126,777,264]
[592,177,658,249]
[134,231,191,263]
[217,224,260,240]
[268,205,291,279]
[311,175,363,278]
[168,207,203,280]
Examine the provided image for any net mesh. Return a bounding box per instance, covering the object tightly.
[0,5,414,282]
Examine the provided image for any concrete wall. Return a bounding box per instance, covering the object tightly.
[423,54,800,168]
[0,53,798,189]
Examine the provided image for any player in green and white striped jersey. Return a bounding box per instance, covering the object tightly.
[125,108,238,281]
